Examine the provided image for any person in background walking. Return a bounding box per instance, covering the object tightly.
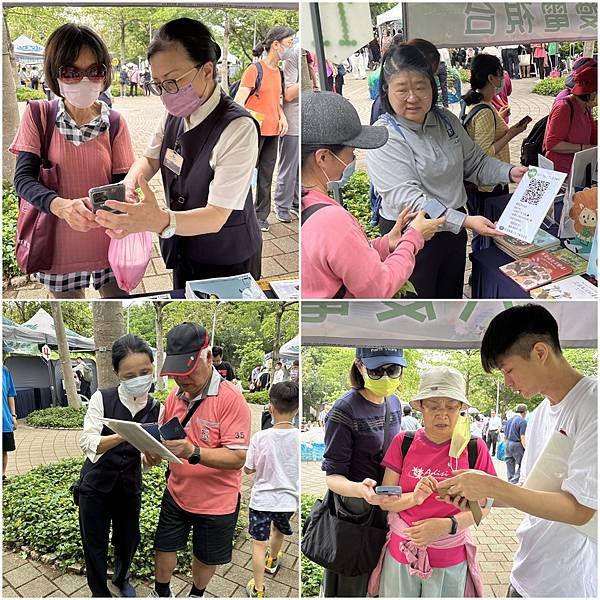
[532,43,547,79]
[273,35,299,223]
[142,68,151,96]
[119,65,128,97]
[398,404,419,431]
[486,409,501,456]
[129,66,139,96]
[504,404,527,484]
[30,65,40,90]
[2,364,18,481]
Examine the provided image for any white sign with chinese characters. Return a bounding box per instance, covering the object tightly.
[300,2,374,63]
[405,2,597,46]
[496,167,567,243]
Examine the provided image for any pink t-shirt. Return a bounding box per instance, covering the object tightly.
[160,381,251,515]
[301,189,424,298]
[9,101,134,273]
[382,429,496,568]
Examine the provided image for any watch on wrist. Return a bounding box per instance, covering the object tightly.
[159,210,177,239]
[448,515,459,535]
[187,445,201,465]
[11,413,17,418]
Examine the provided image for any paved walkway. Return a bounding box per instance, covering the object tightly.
[342,74,555,299]
[301,456,525,598]
[2,404,299,597]
[4,95,298,299]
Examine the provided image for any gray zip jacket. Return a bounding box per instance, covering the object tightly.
[366,107,513,233]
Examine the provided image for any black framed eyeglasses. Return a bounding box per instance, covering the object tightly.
[365,364,403,380]
[147,64,201,95]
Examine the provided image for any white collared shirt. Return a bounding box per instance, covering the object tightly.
[144,85,258,211]
[79,386,164,463]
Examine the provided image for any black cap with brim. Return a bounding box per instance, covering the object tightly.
[160,350,203,378]
[160,322,209,377]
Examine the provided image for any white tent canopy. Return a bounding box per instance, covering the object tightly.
[280,335,300,360]
[13,35,44,65]
[377,4,403,27]
[301,301,597,349]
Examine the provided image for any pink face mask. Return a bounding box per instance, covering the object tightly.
[58,77,103,109]
[160,69,208,118]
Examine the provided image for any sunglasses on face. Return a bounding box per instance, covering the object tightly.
[58,63,107,84]
[365,364,403,380]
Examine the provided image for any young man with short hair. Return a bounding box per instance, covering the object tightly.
[211,346,236,381]
[442,304,597,598]
[503,403,528,483]
[243,381,299,597]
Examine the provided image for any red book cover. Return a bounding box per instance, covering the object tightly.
[499,250,574,291]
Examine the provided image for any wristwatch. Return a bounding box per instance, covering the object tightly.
[448,515,459,535]
[159,210,177,239]
[188,445,201,465]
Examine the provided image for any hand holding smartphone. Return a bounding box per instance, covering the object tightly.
[375,485,402,496]
[515,115,532,128]
[89,183,126,214]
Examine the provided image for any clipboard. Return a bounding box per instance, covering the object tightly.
[102,418,183,464]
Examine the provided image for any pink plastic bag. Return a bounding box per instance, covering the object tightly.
[108,231,152,293]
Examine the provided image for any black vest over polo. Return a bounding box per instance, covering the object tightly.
[159,92,261,268]
[79,388,159,495]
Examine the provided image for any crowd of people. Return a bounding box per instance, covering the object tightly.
[10,19,298,298]
[300,30,597,299]
[307,304,597,598]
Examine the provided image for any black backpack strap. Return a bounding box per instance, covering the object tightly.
[253,62,264,97]
[400,430,416,459]
[382,399,392,454]
[300,202,331,226]
[467,436,479,469]
[462,103,495,129]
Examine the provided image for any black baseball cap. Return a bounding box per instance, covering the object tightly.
[160,322,209,377]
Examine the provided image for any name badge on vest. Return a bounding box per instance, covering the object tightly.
[164,148,184,176]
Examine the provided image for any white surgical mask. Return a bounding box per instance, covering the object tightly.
[120,374,153,399]
[320,151,356,192]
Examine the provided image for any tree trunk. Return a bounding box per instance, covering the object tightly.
[221,11,230,92]
[153,301,171,391]
[50,303,81,409]
[120,16,126,68]
[270,301,297,382]
[92,301,125,388]
[3,14,20,182]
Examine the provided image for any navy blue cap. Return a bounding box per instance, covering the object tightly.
[356,347,407,369]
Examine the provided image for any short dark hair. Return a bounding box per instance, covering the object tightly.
[270,381,298,413]
[111,334,153,372]
[44,24,112,97]
[407,38,440,72]
[349,361,365,389]
[380,43,438,116]
[481,304,562,373]
[148,18,221,80]
[462,53,503,106]
[515,403,528,414]
[212,346,223,358]
[403,404,412,416]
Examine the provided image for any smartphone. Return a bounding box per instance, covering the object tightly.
[402,197,447,233]
[375,485,402,496]
[516,115,532,128]
[89,183,126,214]
[159,416,187,441]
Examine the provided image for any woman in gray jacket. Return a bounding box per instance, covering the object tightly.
[367,44,527,298]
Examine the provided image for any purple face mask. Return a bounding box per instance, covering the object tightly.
[160,68,207,118]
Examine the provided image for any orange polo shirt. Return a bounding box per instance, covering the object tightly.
[240,60,282,136]
[161,368,251,515]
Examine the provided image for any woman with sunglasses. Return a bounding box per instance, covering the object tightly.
[95,18,262,288]
[10,24,135,298]
[234,26,295,231]
[368,367,496,598]
[320,348,406,597]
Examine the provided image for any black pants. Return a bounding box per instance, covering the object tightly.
[79,488,141,597]
[255,136,279,222]
[508,48,520,78]
[486,430,499,455]
[334,74,344,96]
[129,82,138,96]
[507,584,523,597]
[173,244,262,290]
[534,57,546,79]
[379,217,467,298]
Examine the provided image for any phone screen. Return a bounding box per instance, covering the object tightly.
[90,184,126,213]
[422,197,447,219]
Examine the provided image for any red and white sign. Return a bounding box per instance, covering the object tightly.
[41,344,51,361]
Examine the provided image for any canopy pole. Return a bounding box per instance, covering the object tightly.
[309,2,328,91]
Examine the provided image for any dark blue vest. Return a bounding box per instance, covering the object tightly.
[79,388,159,495]
[159,92,261,268]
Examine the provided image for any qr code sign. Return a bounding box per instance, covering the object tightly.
[522,178,550,205]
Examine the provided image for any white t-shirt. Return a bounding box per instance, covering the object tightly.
[245,428,299,512]
[511,376,597,597]
[273,369,285,384]
[488,415,502,431]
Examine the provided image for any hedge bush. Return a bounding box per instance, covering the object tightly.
[2,186,20,282]
[243,390,270,405]
[26,407,87,429]
[457,68,470,83]
[532,76,566,97]
[16,87,47,102]
[3,458,248,580]
[110,82,145,98]
[301,494,323,597]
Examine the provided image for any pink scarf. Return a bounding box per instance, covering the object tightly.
[367,512,484,597]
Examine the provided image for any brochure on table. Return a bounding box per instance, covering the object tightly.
[184,274,267,300]
[102,418,183,463]
[530,275,598,300]
[270,279,300,300]
[523,430,597,541]
[496,167,567,243]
